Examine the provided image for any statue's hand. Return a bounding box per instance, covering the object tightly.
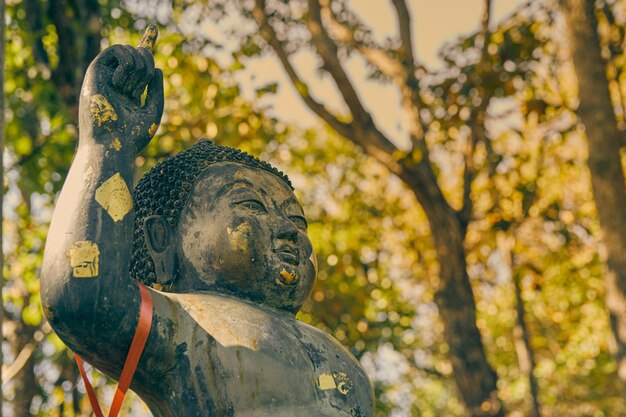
[79,25,164,156]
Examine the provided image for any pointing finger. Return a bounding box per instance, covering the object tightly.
[138,24,158,53]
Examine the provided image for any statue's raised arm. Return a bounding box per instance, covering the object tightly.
[40,26,164,367]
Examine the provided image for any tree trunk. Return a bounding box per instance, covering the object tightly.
[401,170,504,417]
[513,278,541,417]
[561,0,626,384]
[4,320,38,416]
[430,211,503,417]
[0,0,5,409]
[497,232,541,417]
[11,345,37,416]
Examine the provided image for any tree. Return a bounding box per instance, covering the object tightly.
[136,0,626,413]
[144,0,542,414]
[560,0,626,388]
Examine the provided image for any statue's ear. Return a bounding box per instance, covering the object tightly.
[143,215,177,286]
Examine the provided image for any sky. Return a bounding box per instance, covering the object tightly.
[230,0,526,146]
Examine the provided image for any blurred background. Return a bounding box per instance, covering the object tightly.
[3,0,626,416]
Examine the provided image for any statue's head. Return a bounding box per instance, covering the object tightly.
[131,139,317,314]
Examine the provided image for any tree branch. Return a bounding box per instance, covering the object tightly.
[322,11,405,82]
[257,0,406,169]
[377,0,429,155]
[254,0,455,216]
[307,0,375,129]
[320,1,429,155]
[306,0,435,174]
[406,354,449,379]
[6,141,47,173]
[459,0,492,232]
[252,0,354,140]
[390,0,416,74]
[310,0,456,220]
[2,343,35,385]
[320,1,429,154]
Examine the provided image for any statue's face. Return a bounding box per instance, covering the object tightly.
[176,162,317,314]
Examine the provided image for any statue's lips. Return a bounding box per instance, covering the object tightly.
[275,244,299,266]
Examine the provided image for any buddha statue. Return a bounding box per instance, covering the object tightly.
[40,27,374,417]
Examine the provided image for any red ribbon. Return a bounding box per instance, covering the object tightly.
[74,281,153,417]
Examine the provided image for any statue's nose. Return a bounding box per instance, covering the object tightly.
[276,218,298,242]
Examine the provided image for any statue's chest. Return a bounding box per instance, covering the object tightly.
[173,295,373,416]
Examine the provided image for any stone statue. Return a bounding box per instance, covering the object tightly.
[40,26,374,417]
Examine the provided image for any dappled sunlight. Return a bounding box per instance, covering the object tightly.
[5,0,626,416]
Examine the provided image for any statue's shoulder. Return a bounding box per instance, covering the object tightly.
[154,291,268,349]
[156,291,362,369]
[153,291,351,361]
[146,290,374,416]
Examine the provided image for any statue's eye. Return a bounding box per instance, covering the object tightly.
[237,200,267,212]
[289,215,308,230]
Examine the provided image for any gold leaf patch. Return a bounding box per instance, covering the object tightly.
[149,123,159,137]
[89,94,118,127]
[70,241,100,278]
[317,372,353,395]
[317,374,336,390]
[110,138,122,151]
[95,172,133,222]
